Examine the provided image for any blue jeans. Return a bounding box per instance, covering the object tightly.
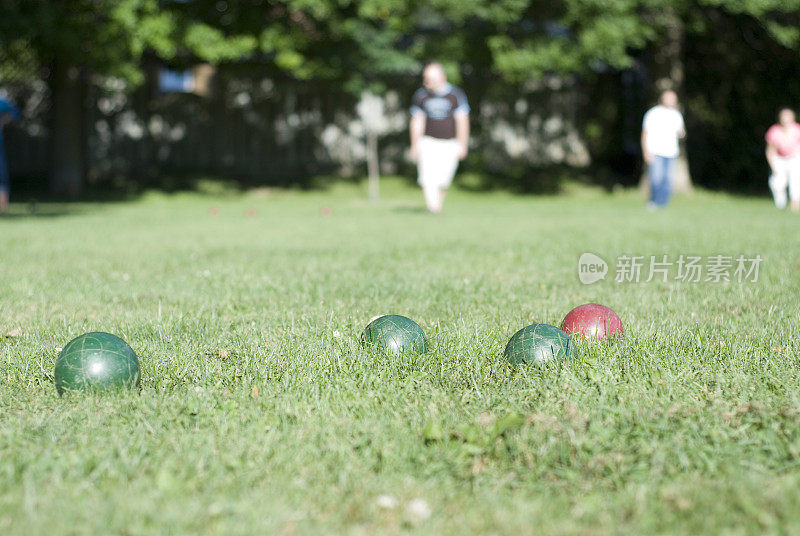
[648,156,674,206]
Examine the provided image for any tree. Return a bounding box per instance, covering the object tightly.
[0,1,173,196]
[484,0,800,190]
[2,0,800,196]
[0,0,261,197]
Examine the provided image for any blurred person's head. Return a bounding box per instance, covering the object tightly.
[423,62,447,92]
[778,107,796,127]
[659,90,678,108]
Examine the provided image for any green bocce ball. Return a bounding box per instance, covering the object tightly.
[504,324,575,367]
[362,315,428,355]
[54,332,141,395]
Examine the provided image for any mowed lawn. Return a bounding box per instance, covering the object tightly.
[1,178,799,535]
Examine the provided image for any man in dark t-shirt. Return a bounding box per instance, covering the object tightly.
[409,63,470,213]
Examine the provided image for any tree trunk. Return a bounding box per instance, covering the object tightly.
[49,59,85,199]
[640,7,693,194]
[366,130,380,203]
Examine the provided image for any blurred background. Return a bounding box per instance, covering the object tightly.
[1,0,799,199]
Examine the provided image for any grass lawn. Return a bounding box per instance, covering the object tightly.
[1,178,799,534]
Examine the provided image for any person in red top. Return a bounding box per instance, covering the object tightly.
[765,107,800,212]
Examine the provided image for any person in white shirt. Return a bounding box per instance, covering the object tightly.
[641,90,686,209]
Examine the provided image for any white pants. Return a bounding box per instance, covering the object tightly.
[417,136,460,190]
[769,156,800,209]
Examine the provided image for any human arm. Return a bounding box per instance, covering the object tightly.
[409,89,427,163]
[455,113,469,160]
[410,113,426,163]
[453,88,470,159]
[766,143,778,173]
[641,110,654,164]
[641,130,654,164]
[765,126,780,173]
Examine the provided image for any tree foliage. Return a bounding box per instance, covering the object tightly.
[2,0,799,88]
[2,0,800,193]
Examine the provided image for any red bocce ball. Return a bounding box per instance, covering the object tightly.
[561,303,624,341]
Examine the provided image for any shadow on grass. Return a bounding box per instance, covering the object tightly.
[391,205,430,214]
[1,199,90,219]
[453,155,632,195]
[1,210,74,219]
[9,172,145,217]
[17,160,776,211]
